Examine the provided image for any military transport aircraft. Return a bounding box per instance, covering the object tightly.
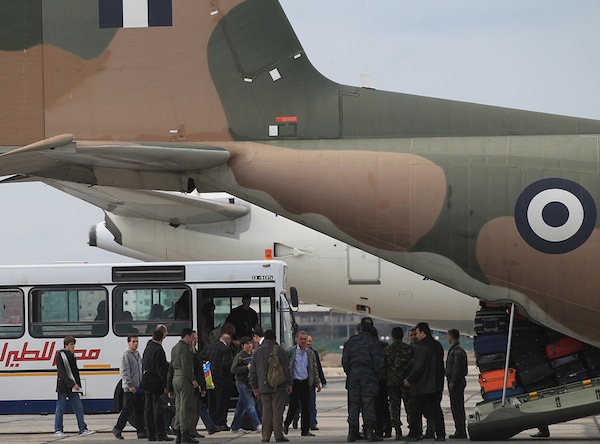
[33,180,478,333]
[2,0,600,346]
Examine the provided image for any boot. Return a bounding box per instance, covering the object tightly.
[175,430,182,444]
[181,431,199,443]
[366,428,383,442]
[395,426,403,440]
[347,424,358,442]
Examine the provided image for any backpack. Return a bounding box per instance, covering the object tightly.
[265,344,287,388]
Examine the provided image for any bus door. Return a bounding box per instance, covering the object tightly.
[197,287,275,346]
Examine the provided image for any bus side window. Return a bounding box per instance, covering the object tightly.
[0,289,24,339]
[113,286,191,336]
[29,287,108,338]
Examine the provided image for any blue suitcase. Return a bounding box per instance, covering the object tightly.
[482,386,525,402]
[474,333,508,356]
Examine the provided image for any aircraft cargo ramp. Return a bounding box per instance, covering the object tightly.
[469,369,600,440]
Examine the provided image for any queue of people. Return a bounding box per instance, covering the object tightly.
[343,318,468,442]
[54,293,330,442]
[55,308,472,442]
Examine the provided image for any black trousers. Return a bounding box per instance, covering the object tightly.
[448,379,466,435]
[208,384,232,427]
[284,379,310,434]
[115,390,145,435]
[410,392,445,440]
[145,392,167,439]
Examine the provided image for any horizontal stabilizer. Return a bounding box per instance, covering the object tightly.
[32,180,250,226]
[0,138,230,188]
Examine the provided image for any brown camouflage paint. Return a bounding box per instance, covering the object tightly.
[1,0,242,145]
[477,217,600,340]
[223,142,447,251]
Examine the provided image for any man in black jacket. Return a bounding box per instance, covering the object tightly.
[143,329,173,441]
[446,329,468,439]
[54,336,95,438]
[404,323,445,442]
[206,333,234,429]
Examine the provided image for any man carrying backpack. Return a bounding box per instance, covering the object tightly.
[249,329,292,443]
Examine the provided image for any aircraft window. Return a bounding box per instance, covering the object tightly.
[0,289,24,339]
[29,287,108,338]
[113,285,191,336]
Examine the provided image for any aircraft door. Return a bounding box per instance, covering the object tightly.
[346,246,381,285]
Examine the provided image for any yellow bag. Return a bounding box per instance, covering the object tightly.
[203,361,215,390]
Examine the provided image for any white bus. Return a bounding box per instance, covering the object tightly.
[0,260,297,414]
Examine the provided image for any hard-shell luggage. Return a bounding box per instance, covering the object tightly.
[554,361,589,386]
[474,333,508,356]
[511,327,547,350]
[581,348,600,373]
[474,309,508,334]
[478,368,517,393]
[545,337,585,360]
[544,329,566,343]
[523,376,557,393]
[549,353,580,369]
[512,346,554,386]
[476,353,506,373]
[482,386,525,402]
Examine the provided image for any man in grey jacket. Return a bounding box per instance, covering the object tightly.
[249,329,292,443]
[113,335,146,439]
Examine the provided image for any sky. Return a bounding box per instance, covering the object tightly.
[1,0,600,264]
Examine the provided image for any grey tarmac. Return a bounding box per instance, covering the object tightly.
[1,376,598,444]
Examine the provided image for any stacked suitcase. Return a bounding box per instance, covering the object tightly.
[474,306,520,401]
[474,304,600,402]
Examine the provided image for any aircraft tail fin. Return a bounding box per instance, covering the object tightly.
[210,0,600,140]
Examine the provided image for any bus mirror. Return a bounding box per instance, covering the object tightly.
[290,287,299,308]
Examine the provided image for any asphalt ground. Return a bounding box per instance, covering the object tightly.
[1,375,599,444]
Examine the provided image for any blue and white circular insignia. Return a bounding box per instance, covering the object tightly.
[514,178,596,254]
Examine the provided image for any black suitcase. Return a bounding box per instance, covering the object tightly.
[544,328,566,342]
[555,361,589,385]
[512,346,554,386]
[477,353,507,373]
[523,376,557,392]
[474,333,508,356]
[550,353,580,369]
[581,348,600,372]
[474,309,508,334]
[511,327,548,350]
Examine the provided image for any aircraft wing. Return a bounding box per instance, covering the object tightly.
[0,134,230,190]
[3,178,249,226]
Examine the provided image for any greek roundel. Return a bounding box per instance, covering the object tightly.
[514,178,596,254]
[99,0,172,29]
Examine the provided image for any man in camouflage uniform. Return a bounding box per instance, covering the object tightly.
[384,327,414,440]
[343,317,384,442]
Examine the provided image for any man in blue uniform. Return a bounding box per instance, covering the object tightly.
[342,317,384,442]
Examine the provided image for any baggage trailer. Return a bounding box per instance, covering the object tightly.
[469,303,600,440]
[468,377,600,440]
